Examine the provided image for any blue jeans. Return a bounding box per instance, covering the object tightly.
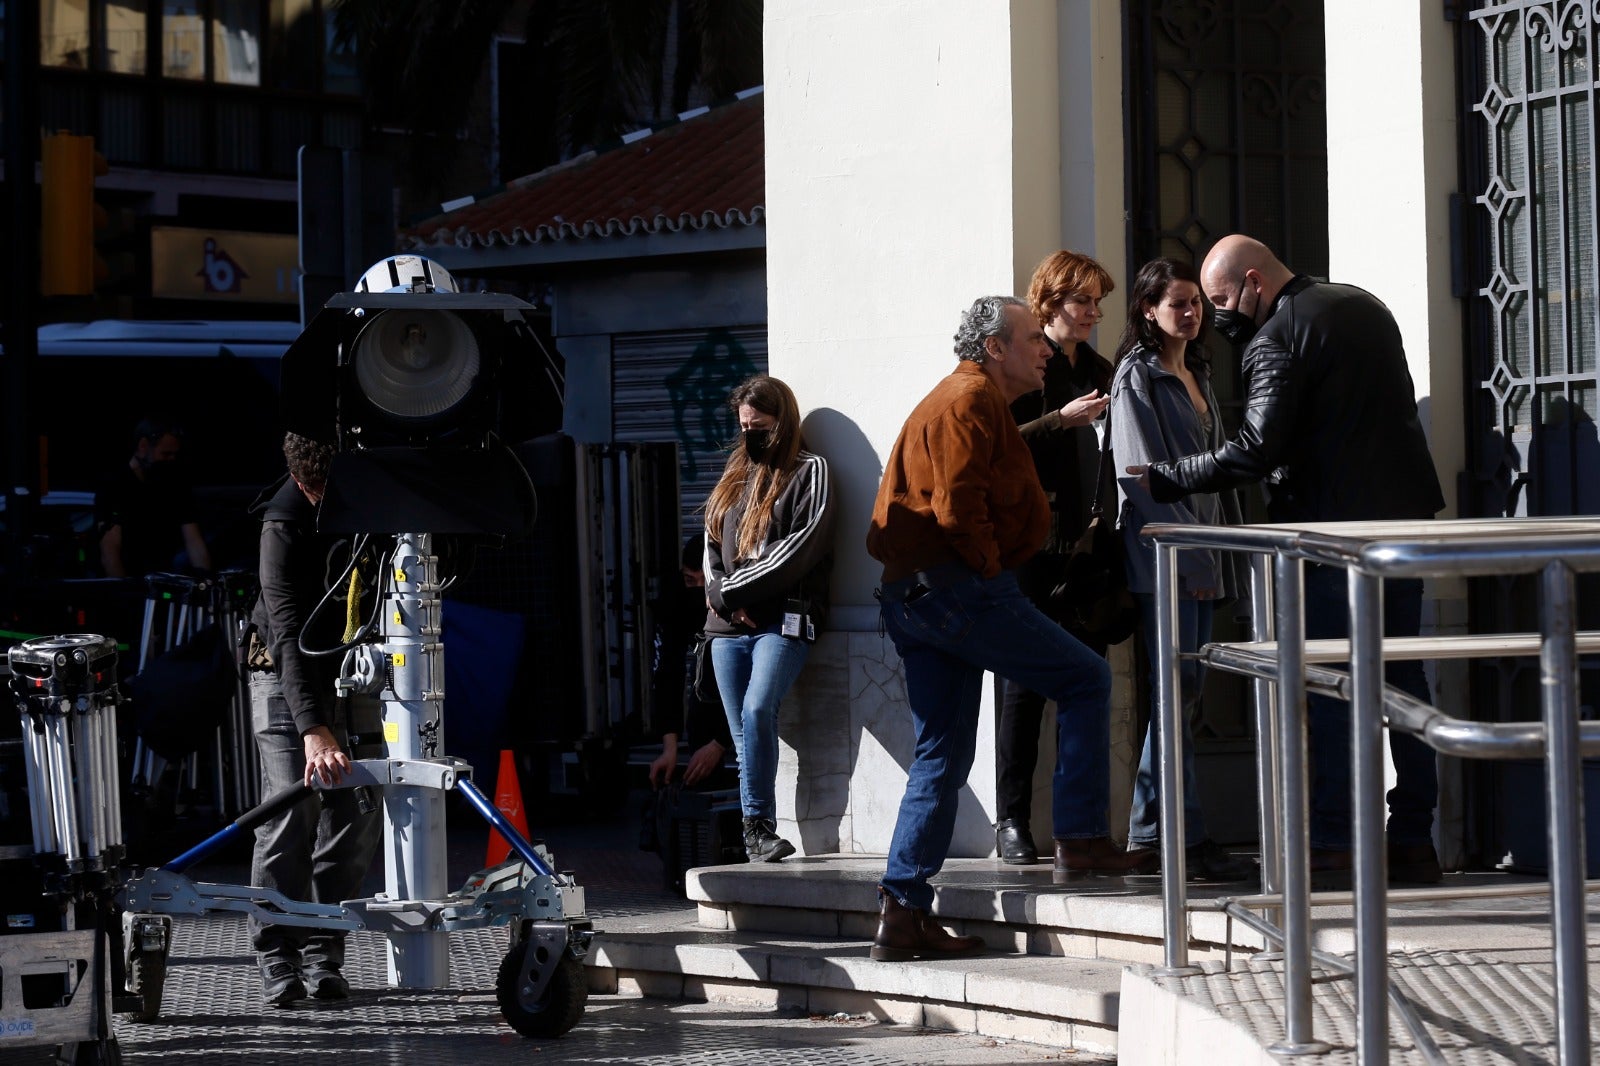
[1128,594,1210,848]
[1304,567,1438,848]
[710,626,811,821]
[878,568,1112,911]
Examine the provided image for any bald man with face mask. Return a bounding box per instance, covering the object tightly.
[1133,233,1447,888]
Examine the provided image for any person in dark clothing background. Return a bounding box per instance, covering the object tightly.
[96,415,211,578]
[245,432,380,1006]
[991,251,1117,866]
[649,533,734,789]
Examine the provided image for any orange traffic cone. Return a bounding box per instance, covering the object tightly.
[485,749,530,866]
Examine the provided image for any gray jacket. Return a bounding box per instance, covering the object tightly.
[1109,346,1242,599]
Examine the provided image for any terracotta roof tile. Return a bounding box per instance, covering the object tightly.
[406,90,764,250]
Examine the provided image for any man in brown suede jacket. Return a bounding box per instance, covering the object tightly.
[866,296,1150,964]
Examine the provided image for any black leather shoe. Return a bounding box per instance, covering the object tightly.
[1388,842,1443,885]
[995,819,1038,865]
[1187,839,1256,883]
[742,817,796,863]
[1309,847,1353,891]
[1308,843,1443,888]
[1129,839,1256,883]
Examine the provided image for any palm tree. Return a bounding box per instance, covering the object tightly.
[331,0,762,197]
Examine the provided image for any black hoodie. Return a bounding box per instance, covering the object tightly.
[247,475,351,736]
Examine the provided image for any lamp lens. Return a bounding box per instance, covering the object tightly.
[352,310,482,420]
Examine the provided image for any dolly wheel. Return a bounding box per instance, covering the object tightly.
[495,948,586,1038]
[126,948,166,1023]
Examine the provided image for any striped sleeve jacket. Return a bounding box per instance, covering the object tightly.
[704,451,836,637]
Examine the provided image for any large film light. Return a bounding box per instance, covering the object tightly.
[279,261,553,534]
[351,309,482,423]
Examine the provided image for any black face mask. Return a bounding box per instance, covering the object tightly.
[1212,307,1257,347]
[1212,280,1260,346]
[742,428,772,462]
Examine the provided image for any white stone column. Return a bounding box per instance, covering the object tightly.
[1052,0,1137,845]
[1056,0,1130,345]
[1324,1,1466,864]
[764,0,1069,856]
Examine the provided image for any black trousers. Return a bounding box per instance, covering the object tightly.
[992,552,1107,826]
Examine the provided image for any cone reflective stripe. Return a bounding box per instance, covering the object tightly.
[484,749,529,866]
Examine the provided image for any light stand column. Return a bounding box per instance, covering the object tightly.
[380,532,450,987]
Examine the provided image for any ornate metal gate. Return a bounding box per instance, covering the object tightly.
[1124,0,1328,273]
[1462,1,1600,520]
[1459,0,1600,869]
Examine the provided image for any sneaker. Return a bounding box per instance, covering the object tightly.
[260,959,305,1007]
[742,817,796,863]
[306,967,350,1000]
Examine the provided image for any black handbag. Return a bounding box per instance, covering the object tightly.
[1052,417,1140,648]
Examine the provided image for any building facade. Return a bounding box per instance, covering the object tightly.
[30,0,363,319]
[763,0,1597,867]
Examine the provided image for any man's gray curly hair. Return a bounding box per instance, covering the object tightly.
[953,295,1026,363]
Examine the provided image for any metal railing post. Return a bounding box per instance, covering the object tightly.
[1268,551,1325,1055]
[1250,552,1282,930]
[1539,560,1589,1066]
[1155,540,1197,973]
[1349,570,1389,1066]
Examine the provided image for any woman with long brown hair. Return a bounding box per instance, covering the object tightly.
[703,375,835,862]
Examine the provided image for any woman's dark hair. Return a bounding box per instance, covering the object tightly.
[1113,256,1211,368]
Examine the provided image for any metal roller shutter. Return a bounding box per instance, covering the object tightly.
[612,326,768,535]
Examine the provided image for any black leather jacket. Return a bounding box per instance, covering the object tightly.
[1148,276,1444,523]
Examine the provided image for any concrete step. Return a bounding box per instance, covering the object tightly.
[590,856,1574,1059]
[581,853,1265,1056]
[583,905,1125,1055]
[686,853,1266,965]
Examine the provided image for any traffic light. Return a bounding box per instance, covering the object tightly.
[41,132,108,298]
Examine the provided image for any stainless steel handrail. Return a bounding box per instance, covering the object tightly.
[1202,875,1600,910]
[1195,645,1600,758]
[1141,516,1600,1066]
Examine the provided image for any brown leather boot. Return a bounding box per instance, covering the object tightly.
[1052,836,1158,883]
[869,890,985,961]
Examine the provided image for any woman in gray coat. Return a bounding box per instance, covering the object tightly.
[1109,257,1249,882]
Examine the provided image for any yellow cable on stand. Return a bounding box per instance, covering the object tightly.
[343,563,365,643]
